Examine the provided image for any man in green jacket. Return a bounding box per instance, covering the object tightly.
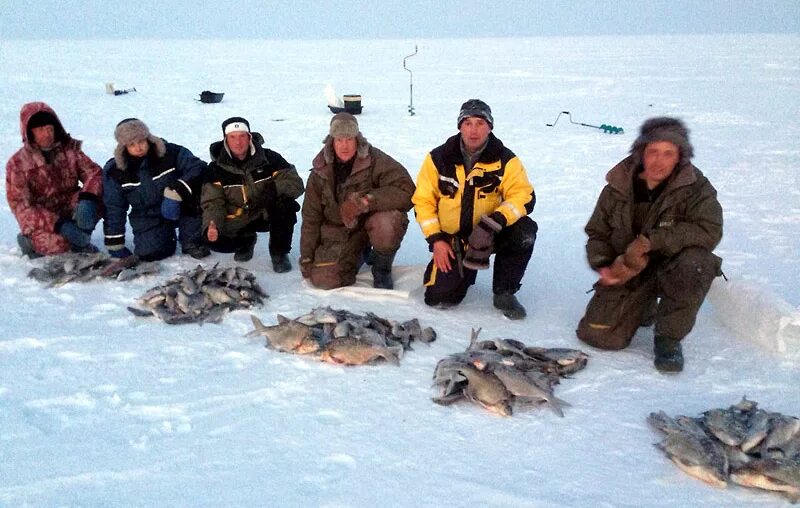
[201,117,304,269]
[576,117,723,373]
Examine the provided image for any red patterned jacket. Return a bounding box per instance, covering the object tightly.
[5,102,103,254]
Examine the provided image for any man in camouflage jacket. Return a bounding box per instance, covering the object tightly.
[6,102,102,257]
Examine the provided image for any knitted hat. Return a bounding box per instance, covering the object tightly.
[630,117,694,168]
[222,116,251,136]
[457,99,493,129]
[114,118,151,145]
[329,112,359,138]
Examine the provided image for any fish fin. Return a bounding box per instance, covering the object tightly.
[127,306,154,317]
[469,328,482,347]
[244,314,267,337]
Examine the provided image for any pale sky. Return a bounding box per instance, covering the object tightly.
[1,0,798,38]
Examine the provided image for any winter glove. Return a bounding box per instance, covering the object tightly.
[598,255,641,286]
[467,214,503,250]
[340,192,373,229]
[622,235,651,272]
[462,215,503,271]
[57,219,91,248]
[108,245,133,259]
[73,198,98,231]
[462,244,492,271]
[161,187,182,221]
[299,257,313,279]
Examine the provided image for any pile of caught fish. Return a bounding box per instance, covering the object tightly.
[128,264,268,324]
[247,306,437,365]
[27,252,159,287]
[431,329,589,417]
[648,398,799,502]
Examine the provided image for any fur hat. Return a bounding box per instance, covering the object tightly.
[115,118,154,146]
[630,117,694,168]
[113,118,165,169]
[329,112,359,138]
[457,99,493,129]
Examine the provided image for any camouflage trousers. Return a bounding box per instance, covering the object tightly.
[308,210,408,290]
[576,247,721,349]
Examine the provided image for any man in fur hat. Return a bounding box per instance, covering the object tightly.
[576,117,723,373]
[6,102,103,257]
[412,99,537,320]
[103,118,210,260]
[202,117,304,268]
[300,112,415,289]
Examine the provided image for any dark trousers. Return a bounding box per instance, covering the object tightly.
[209,198,298,256]
[576,247,721,349]
[423,216,537,306]
[134,215,204,261]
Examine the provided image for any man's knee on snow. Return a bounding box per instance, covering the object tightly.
[309,263,356,290]
[365,211,408,251]
[576,318,633,350]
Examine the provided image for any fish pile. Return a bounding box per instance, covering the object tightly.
[431,329,589,417]
[648,398,800,502]
[128,264,267,324]
[27,252,159,287]
[247,306,437,365]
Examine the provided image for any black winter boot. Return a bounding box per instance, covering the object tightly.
[17,234,43,259]
[371,251,395,289]
[654,336,684,373]
[184,244,211,260]
[234,235,256,262]
[493,292,526,320]
[271,253,292,273]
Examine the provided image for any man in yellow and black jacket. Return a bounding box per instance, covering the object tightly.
[412,99,537,320]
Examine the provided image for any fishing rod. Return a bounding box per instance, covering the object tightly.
[546,111,624,134]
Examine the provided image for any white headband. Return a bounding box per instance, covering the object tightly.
[224,122,250,135]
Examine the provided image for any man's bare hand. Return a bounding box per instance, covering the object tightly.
[432,240,455,272]
[207,221,218,242]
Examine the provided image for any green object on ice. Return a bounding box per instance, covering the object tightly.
[546,111,624,134]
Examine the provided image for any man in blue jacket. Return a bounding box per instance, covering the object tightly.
[103,118,210,261]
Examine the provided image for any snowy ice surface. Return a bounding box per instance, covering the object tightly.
[0,35,798,507]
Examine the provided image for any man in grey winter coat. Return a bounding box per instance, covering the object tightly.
[300,113,415,290]
[576,117,723,373]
